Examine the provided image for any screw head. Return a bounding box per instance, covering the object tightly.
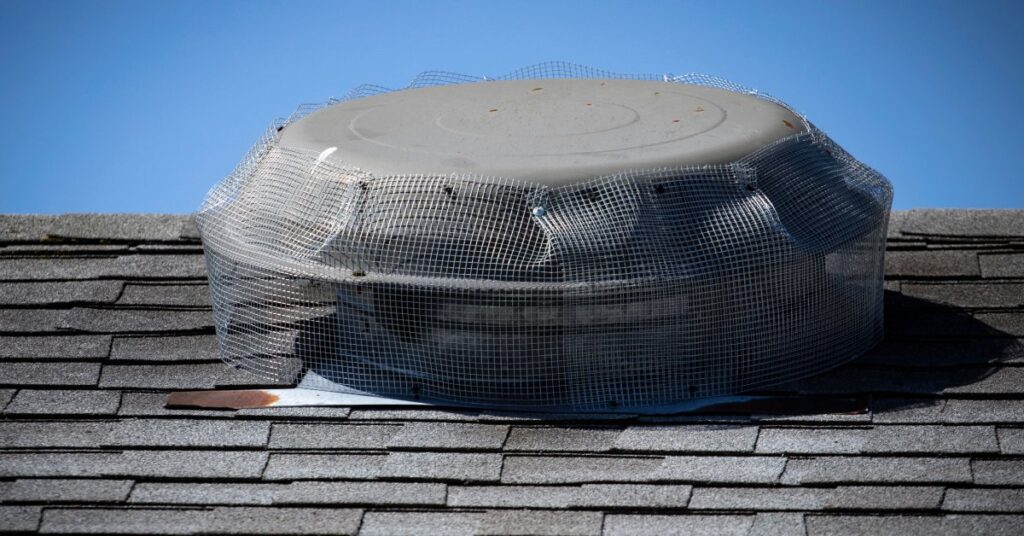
[531,206,547,217]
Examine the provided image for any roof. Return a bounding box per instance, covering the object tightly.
[0,209,1022,535]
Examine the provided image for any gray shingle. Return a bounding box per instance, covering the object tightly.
[570,483,691,508]
[448,485,577,508]
[114,450,268,479]
[871,399,946,423]
[972,459,1024,485]
[944,367,1024,394]
[274,481,446,506]
[781,456,972,485]
[501,454,784,485]
[980,253,1024,278]
[503,426,619,452]
[943,488,1024,512]
[40,506,363,535]
[973,312,1024,336]
[886,211,907,239]
[477,510,603,536]
[0,450,263,481]
[268,423,400,449]
[501,455,665,484]
[59,307,214,333]
[378,452,503,482]
[0,388,12,411]
[658,456,786,484]
[0,214,193,242]
[129,483,278,505]
[804,514,1024,536]
[0,478,132,503]
[823,485,944,510]
[757,426,998,454]
[179,218,202,240]
[99,363,226,389]
[0,335,110,359]
[0,308,68,333]
[359,511,483,536]
[997,428,1024,454]
[129,481,446,506]
[1,280,123,305]
[447,484,691,508]
[885,250,979,277]
[387,422,509,450]
[97,254,208,279]
[110,334,218,361]
[4,389,121,415]
[901,209,1024,238]
[0,421,113,448]
[0,243,130,253]
[613,425,758,453]
[756,427,868,454]
[603,514,754,536]
[748,513,805,536]
[0,506,41,532]
[0,254,207,280]
[262,454,387,480]
[900,283,1024,308]
[0,452,122,477]
[117,284,210,307]
[688,487,827,510]
[0,362,101,386]
[942,399,1024,424]
[105,419,270,447]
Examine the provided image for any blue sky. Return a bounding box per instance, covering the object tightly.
[1,0,1022,213]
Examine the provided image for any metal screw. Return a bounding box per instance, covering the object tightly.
[531,206,547,217]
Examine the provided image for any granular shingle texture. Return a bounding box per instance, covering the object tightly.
[0,210,1022,535]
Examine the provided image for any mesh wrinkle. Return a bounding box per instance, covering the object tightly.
[196,62,892,411]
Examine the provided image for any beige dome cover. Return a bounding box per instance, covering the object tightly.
[280,79,807,183]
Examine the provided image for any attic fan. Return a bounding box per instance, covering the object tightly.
[185,62,892,413]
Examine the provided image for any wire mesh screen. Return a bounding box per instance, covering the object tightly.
[196,62,892,411]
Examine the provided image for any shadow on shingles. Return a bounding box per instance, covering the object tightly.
[738,289,1021,419]
[254,289,1018,420]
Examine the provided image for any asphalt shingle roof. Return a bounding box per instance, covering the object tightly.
[0,210,1022,535]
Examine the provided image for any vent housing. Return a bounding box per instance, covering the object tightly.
[197,62,892,411]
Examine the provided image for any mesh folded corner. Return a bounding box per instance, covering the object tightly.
[196,63,893,411]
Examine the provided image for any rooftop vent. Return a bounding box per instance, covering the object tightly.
[195,62,892,412]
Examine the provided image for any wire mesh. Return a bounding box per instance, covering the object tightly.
[196,62,892,411]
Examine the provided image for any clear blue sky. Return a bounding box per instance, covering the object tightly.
[2,0,1022,213]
